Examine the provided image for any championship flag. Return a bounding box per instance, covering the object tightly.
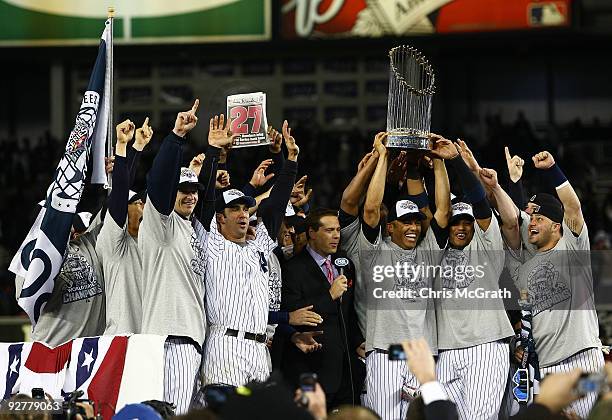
[8,19,113,326]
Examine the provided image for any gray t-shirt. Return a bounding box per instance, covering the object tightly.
[139,199,207,344]
[435,216,514,350]
[340,217,366,337]
[358,225,440,354]
[17,225,105,347]
[96,213,142,335]
[510,221,601,367]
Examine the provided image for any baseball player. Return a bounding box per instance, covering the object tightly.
[503,151,604,418]
[139,100,210,414]
[359,133,453,420]
[96,118,152,335]
[434,138,515,420]
[200,119,299,388]
[339,148,380,339]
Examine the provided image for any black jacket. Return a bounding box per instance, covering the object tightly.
[280,248,364,394]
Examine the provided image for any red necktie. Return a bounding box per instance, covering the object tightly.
[323,259,334,285]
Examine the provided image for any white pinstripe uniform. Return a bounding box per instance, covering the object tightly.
[202,215,277,386]
[435,214,514,420]
[357,218,442,420]
[509,219,604,419]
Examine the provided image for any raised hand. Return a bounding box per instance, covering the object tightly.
[134,117,153,151]
[282,120,299,161]
[504,146,524,182]
[479,167,499,189]
[357,151,376,172]
[453,139,480,172]
[291,331,323,353]
[387,150,408,185]
[249,159,275,188]
[373,132,388,156]
[189,153,205,176]
[216,170,230,189]
[401,338,436,385]
[291,175,313,208]
[208,113,236,149]
[532,150,555,169]
[267,125,282,154]
[173,99,199,138]
[429,133,459,160]
[116,119,135,145]
[289,305,323,327]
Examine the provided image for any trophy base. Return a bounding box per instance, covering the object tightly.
[386,134,431,150]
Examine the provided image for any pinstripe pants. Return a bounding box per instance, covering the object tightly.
[362,351,419,420]
[163,337,203,415]
[437,341,510,420]
[202,328,269,387]
[540,347,604,419]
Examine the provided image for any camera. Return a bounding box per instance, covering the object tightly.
[299,372,318,392]
[575,372,607,397]
[62,390,97,420]
[31,388,45,400]
[388,344,406,361]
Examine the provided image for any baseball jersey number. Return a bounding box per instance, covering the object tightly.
[230,105,263,135]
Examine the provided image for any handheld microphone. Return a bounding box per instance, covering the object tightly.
[333,257,349,303]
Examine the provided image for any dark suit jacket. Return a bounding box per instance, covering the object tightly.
[280,248,364,394]
[425,400,459,420]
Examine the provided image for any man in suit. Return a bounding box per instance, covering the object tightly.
[281,208,365,409]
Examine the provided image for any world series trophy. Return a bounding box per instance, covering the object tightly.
[386,45,436,149]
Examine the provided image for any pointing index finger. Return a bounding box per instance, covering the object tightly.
[504,146,511,162]
[191,99,200,114]
[143,117,149,127]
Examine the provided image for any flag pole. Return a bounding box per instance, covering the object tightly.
[106,6,115,192]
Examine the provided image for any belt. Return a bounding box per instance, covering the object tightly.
[224,328,267,343]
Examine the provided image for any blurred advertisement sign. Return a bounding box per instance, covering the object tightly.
[281,0,571,38]
[0,0,270,46]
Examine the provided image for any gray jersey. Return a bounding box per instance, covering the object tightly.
[510,221,601,367]
[358,225,440,353]
[95,213,142,335]
[17,225,105,347]
[205,217,276,334]
[435,216,514,350]
[340,217,366,337]
[139,199,207,344]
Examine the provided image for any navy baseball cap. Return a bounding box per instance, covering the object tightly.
[529,193,564,223]
[177,167,204,192]
[389,199,427,222]
[215,189,256,213]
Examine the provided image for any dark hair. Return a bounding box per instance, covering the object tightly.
[141,400,175,419]
[305,208,338,239]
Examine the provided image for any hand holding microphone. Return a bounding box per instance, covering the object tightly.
[329,274,348,301]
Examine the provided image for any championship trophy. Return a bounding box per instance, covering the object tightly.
[386,45,436,149]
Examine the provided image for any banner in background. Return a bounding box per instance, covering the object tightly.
[281,0,571,39]
[0,0,271,46]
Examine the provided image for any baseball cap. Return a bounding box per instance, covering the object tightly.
[529,193,564,223]
[449,202,475,225]
[128,190,146,204]
[389,199,427,222]
[215,188,256,213]
[177,167,204,192]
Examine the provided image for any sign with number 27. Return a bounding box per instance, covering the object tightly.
[226,92,269,148]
